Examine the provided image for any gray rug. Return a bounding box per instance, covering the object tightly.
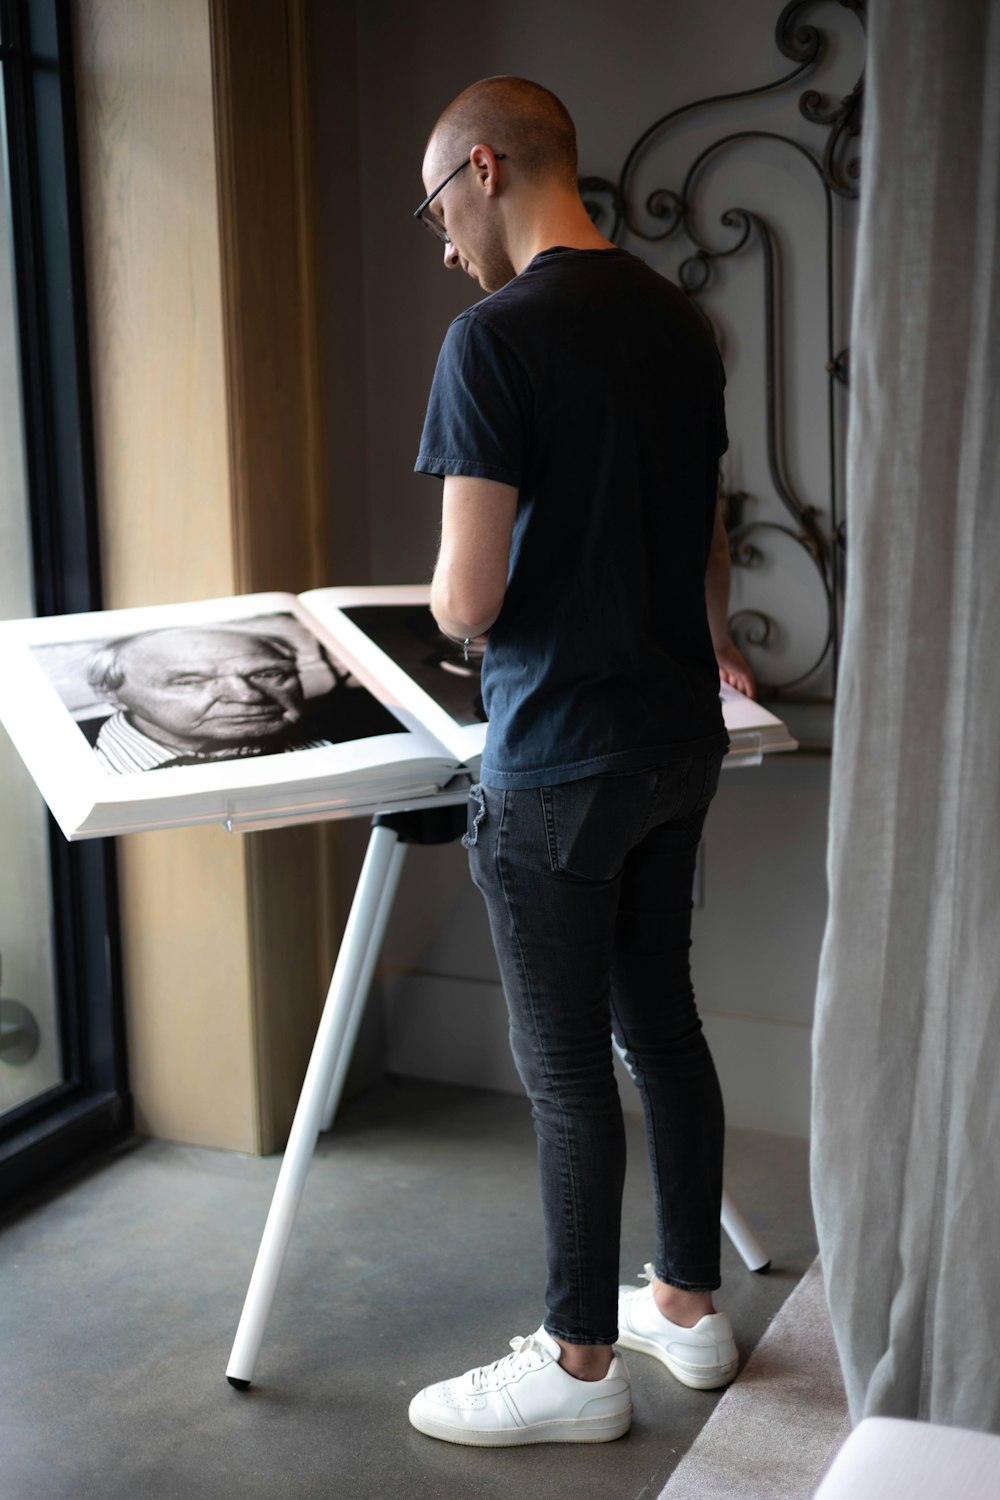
[659,1258,851,1499]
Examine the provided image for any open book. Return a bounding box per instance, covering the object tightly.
[0,585,797,840]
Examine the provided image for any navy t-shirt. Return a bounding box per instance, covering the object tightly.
[415,246,730,788]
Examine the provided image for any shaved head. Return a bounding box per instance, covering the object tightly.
[427,76,578,188]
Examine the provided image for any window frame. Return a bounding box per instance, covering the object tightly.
[0,0,128,1208]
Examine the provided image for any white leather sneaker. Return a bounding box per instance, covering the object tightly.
[617,1264,738,1390]
[408,1326,632,1446]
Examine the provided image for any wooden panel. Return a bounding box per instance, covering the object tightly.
[211,0,345,1149]
[73,0,353,1153]
[300,0,371,586]
[210,0,326,594]
[72,0,259,1150]
[243,823,340,1147]
[116,827,256,1150]
[72,0,235,609]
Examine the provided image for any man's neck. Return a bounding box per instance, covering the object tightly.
[508,197,616,276]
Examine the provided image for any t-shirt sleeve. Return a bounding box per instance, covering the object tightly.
[415,313,531,486]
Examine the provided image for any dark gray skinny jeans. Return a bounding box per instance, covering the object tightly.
[465,750,726,1346]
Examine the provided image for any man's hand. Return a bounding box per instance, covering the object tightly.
[715,637,756,698]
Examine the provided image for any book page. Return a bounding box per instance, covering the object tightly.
[718,682,800,754]
[300,585,487,765]
[0,587,797,837]
[0,592,464,838]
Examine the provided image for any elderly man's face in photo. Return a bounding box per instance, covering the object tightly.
[108,629,305,752]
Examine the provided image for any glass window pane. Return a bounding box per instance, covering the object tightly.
[0,68,63,1115]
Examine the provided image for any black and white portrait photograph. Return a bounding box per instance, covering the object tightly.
[0,586,503,838]
[29,612,401,775]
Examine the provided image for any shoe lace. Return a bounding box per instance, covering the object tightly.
[468,1333,547,1392]
[638,1263,656,1283]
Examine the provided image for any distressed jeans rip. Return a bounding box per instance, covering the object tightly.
[462,783,487,848]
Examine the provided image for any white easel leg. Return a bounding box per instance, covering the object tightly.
[225,823,402,1389]
[721,1188,771,1272]
[319,838,408,1133]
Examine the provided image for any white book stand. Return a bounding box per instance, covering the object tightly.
[225,795,770,1389]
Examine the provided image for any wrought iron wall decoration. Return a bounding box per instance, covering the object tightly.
[581,0,866,700]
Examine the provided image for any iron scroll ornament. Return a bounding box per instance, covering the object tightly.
[581,0,865,697]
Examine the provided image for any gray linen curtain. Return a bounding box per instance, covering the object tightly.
[811,0,1000,1430]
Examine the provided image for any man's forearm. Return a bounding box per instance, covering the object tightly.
[429,575,501,643]
[430,475,518,643]
[429,538,503,638]
[705,514,732,649]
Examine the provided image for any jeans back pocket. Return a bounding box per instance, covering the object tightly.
[539,767,668,881]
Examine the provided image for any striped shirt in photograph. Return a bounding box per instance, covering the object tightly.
[92,712,329,774]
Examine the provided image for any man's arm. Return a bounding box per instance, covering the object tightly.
[430,474,518,643]
[706,496,757,699]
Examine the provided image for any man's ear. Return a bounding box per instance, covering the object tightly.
[469,144,500,196]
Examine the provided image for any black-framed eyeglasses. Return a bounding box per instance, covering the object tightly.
[413,153,507,243]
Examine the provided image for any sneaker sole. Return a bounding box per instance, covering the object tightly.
[615,1328,738,1390]
[408,1407,633,1447]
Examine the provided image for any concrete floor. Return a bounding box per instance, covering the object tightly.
[1,1078,817,1500]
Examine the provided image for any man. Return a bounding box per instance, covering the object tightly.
[409,77,754,1447]
[89,627,336,772]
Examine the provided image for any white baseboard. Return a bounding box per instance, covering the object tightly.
[383,973,812,1139]
[383,972,522,1096]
